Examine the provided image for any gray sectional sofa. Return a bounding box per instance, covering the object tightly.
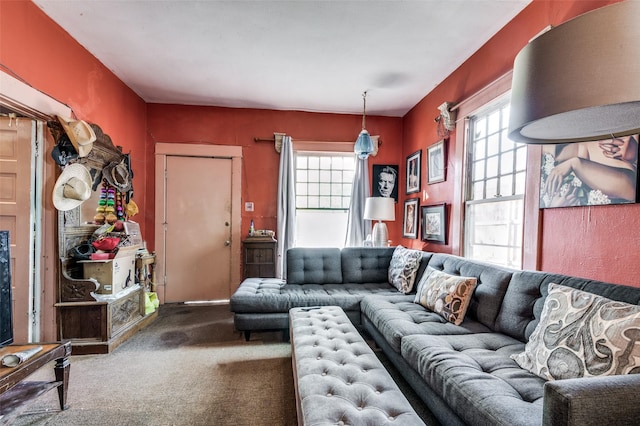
[230,247,640,425]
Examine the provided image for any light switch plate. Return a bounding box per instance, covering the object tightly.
[245,202,254,212]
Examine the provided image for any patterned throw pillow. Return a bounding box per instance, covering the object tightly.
[511,283,640,381]
[387,245,423,293]
[413,267,477,325]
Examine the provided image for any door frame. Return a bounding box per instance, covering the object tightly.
[1,70,71,342]
[154,143,242,304]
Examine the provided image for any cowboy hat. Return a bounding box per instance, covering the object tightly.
[52,163,93,211]
[103,159,132,192]
[56,115,96,158]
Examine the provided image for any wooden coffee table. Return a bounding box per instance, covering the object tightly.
[0,342,71,423]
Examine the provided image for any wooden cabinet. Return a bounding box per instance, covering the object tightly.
[243,236,277,278]
[56,220,156,355]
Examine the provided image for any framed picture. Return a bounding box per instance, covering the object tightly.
[402,198,419,239]
[372,164,399,202]
[406,150,421,194]
[539,135,639,208]
[421,203,446,243]
[427,139,446,184]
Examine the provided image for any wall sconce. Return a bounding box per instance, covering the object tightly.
[363,197,395,247]
[509,1,640,144]
[435,101,456,137]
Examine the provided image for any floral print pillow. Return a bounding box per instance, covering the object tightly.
[387,245,423,294]
[511,283,640,381]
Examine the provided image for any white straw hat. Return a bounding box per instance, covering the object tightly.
[52,163,93,211]
[57,115,96,158]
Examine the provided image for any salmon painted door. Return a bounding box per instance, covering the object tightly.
[164,155,232,302]
[0,117,32,342]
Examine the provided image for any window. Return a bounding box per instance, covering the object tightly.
[464,99,526,269]
[295,152,355,247]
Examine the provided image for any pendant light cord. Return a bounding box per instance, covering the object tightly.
[362,91,367,130]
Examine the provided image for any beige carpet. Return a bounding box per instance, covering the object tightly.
[11,304,297,426]
[11,304,439,426]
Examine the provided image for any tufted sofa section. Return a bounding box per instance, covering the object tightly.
[230,247,428,340]
[290,306,426,425]
[362,254,640,426]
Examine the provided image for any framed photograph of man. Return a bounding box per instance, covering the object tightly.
[403,198,419,239]
[539,135,639,208]
[421,203,446,243]
[427,140,446,184]
[372,164,399,202]
[406,150,421,194]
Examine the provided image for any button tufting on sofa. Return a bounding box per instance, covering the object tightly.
[290,306,426,425]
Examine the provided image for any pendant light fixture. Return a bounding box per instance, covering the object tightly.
[354,91,375,159]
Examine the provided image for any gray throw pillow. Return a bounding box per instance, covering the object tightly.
[511,282,640,380]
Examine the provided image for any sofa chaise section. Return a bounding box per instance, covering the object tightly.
[230,247,423,340]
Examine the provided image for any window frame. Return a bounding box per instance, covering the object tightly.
[451,71,541,269]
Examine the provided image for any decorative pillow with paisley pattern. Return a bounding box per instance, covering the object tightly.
[413,267,477,325]
[511,283,640,381]
[387,245,423,293]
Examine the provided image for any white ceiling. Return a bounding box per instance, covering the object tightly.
[33,0,531,117]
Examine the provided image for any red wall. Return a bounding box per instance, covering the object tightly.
[402,0,639,286]
[0,1,148,235]
[146,104,404,248]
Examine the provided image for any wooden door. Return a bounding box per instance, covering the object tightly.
[164,156,232,302]
[0,117,32,342]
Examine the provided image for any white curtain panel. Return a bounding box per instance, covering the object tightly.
[276,135,296,278]
[344,156,371,247]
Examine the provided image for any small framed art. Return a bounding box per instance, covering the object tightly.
[427,140,446,184]
[406,150,421,194]
[372,164,399,202]
[402,198,419,239]
[421,203,446,243]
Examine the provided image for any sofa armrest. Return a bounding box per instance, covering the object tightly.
[543,374,640,426]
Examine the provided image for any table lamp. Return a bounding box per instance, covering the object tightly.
[363,197,395,247]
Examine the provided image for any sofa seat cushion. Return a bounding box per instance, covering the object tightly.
[401,333,545,426]
[230,278,400,313]
[360,295,491,353]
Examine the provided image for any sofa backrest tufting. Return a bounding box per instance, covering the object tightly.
[340,247,396,284]
[286,248,343,284]
[427,253,515,330]
[495,270,640,342]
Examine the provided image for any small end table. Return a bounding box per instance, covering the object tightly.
[0,341,71,423]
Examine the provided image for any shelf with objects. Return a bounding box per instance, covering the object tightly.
[49,118,157,355]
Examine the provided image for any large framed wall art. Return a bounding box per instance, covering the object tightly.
[539,135,639,208]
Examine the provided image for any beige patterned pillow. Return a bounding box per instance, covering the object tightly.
[387,245,423,293]
[511,283,640,381]
[414,267,477,325]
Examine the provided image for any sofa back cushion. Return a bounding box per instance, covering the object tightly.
[287,248,343,284]
[426,253,514,330]
[340,247,395,284]
[495,270,640,342]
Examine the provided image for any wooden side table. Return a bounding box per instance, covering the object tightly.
[0,341,71,422]
[242,236,277,278]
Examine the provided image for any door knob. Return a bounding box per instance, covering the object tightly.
[224,240,231,246]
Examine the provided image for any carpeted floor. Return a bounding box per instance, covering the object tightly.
[10,303,439,426]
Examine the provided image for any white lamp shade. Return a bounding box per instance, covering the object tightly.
[363,197,395,221]
[508,1,640,144]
